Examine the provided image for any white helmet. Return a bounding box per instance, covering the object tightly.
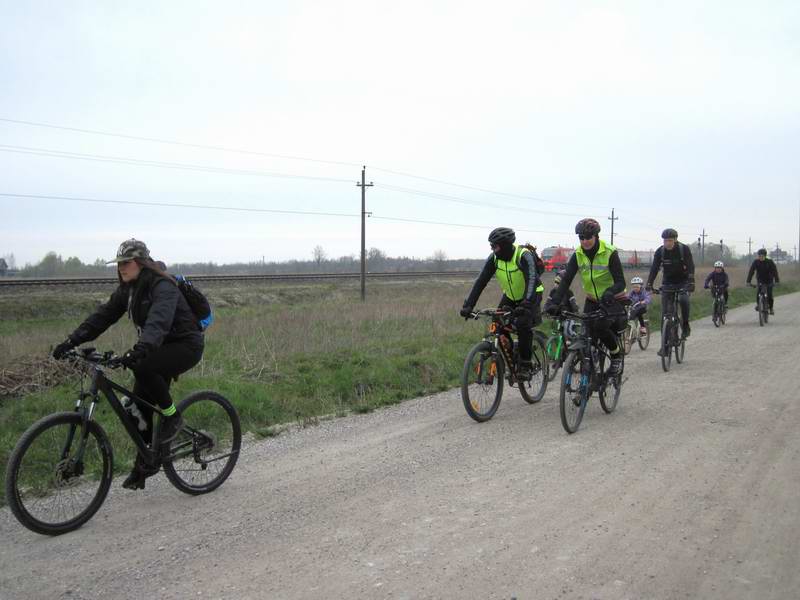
[714,261,724,268]
[630,276,643,285]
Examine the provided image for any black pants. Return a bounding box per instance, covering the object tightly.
[710,286,728,304]
[131,340,203,436]
[630,304,648,327]
[499,293,542,362]
[662,289,690,329]
[756,284,774,309]
[585,299,625,358]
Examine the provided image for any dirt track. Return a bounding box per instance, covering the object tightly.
[2,294,799,600]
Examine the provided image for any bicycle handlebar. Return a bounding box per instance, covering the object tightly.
[468,308,513,320]
[61,347,124,369]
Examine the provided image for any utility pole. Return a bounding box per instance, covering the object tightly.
[698,229,708,264]
[357,166,373,302]
[608,208,618,245]
[747,237,753,261]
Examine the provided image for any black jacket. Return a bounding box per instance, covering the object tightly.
[747,258,779,285]
[70,269,203,349]
[463,249,541,308]
[647,243,695,286]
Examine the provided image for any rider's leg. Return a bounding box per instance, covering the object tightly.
[678,291,691,336]
[585,299,623,374]
[767,284,775,312]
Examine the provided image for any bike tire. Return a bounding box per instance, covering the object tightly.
[461,341,504,422]
[713,302,720,328]
[559,351,587,434]
[720,306,726,325]
[675,322,686,364]
[162,391,242,495]
[598,352,622,414]
[519,333,548,404]
[623,323,633,355]
[758,297,765,326]
[638,323,650,350]
[5,412,114,536]
[545,335,561,382]
[660,319,672,372]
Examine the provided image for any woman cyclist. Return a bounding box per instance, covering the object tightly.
[52,239,205,490]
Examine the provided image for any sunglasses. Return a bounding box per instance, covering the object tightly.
[577,234,594,241]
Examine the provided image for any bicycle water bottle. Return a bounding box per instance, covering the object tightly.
[121,396,147,432]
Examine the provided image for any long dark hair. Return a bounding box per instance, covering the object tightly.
[117,257,177,286]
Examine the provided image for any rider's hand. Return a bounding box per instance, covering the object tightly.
[459,305,474,320]
[748,282,755,288]
[601,289,616,306]
[120,342,151,369]
[544,301,560,317]
[687,281,696,293]
[52,338,75,360]
[645,282,653,292]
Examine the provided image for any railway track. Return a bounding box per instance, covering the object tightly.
[0,270,480,289]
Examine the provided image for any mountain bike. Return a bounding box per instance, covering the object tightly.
[709,286,727,327]
[653,285,688,372]
[750,283,770,326]
[5,348,241,535]
[622,302,650,354]
[544,315,568,382]
[461,309,548,422]
[555,307,625,434]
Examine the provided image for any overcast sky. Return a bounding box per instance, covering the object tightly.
[1,0,799,266]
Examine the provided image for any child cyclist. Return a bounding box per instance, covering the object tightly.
[628,276,651,335]
[704,261,729,308]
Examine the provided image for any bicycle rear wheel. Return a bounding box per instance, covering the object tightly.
[5,412,113,535]
[660,319,672,372]
[519,334,548,404]
[559,351,587,434]
[598,352,622,414]
[163,391,241,495]
[461,341,504,422]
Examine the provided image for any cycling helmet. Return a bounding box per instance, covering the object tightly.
[630,276,643,285]
[575,218,601,237]
[488,227,515,245]
[757,248,767,256]
[714,261,724,268]
[553,268,567,285]
[661,228,678,240]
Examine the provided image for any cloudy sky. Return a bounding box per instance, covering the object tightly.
[1,0,798,266]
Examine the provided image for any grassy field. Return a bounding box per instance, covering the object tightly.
[1,267,798,504]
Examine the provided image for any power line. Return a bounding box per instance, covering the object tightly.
[0,192,360,218]
[370,214,571,236]
[0,117,362,168]
[0,144,355,184]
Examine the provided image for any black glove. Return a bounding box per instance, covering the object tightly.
[645,282,653,292]
[544,300,560,317]
[601,289,616,306]
[120,343,151,369]
[514,301,533,328]
[747,282,755,288]
[52,337,75,360]
[459,305,474,320]
[687,281,696,293]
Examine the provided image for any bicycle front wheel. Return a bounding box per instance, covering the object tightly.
[622,323,633,355]
[519,333,548,404]
[5,412,113,535]
[660,319,672,372]
[163,391,241,495]
[559,351,587,434]
[638,322,651,350]
[461,341,504,422]
[675,323,686,364]
[758,297,765,326]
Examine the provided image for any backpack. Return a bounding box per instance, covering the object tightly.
[174,275,214,331]
[521,243,546,276]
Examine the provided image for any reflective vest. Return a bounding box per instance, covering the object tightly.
[575,239,625,301]
[494,245,544,301]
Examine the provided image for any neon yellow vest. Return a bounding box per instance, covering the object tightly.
[494,245,544,301]
[575,239,625,301]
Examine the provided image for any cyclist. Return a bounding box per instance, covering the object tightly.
[547,269,579,313]
[704,261,730,308]
[628,276,651,335]
[747,248,780,315]
[460,227,545,379]
[544,218,627,375]
[645,228,695,340]
[52,239,205,490]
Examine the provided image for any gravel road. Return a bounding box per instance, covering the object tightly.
[2,293,799,600]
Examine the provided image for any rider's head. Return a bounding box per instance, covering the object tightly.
[575,218,601,251]
[661,228,678,250]
[488,227,516,260]
[757,248,767,260]
[714,260,724,271]
[553,269,567,286]
[108,238,150,283]
[630,276,643,292]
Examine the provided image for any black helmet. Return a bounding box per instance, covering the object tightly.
[757,248,767,256]
[575,218,601,237]
[488,227,515,245]
[661,228,678,240]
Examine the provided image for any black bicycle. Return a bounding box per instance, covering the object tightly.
[556,307,624,434]
[460,308,548,422]
[653,285,688,372]
[5,348,241,535]
[750,283,770,326]
[709,285,727,327]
